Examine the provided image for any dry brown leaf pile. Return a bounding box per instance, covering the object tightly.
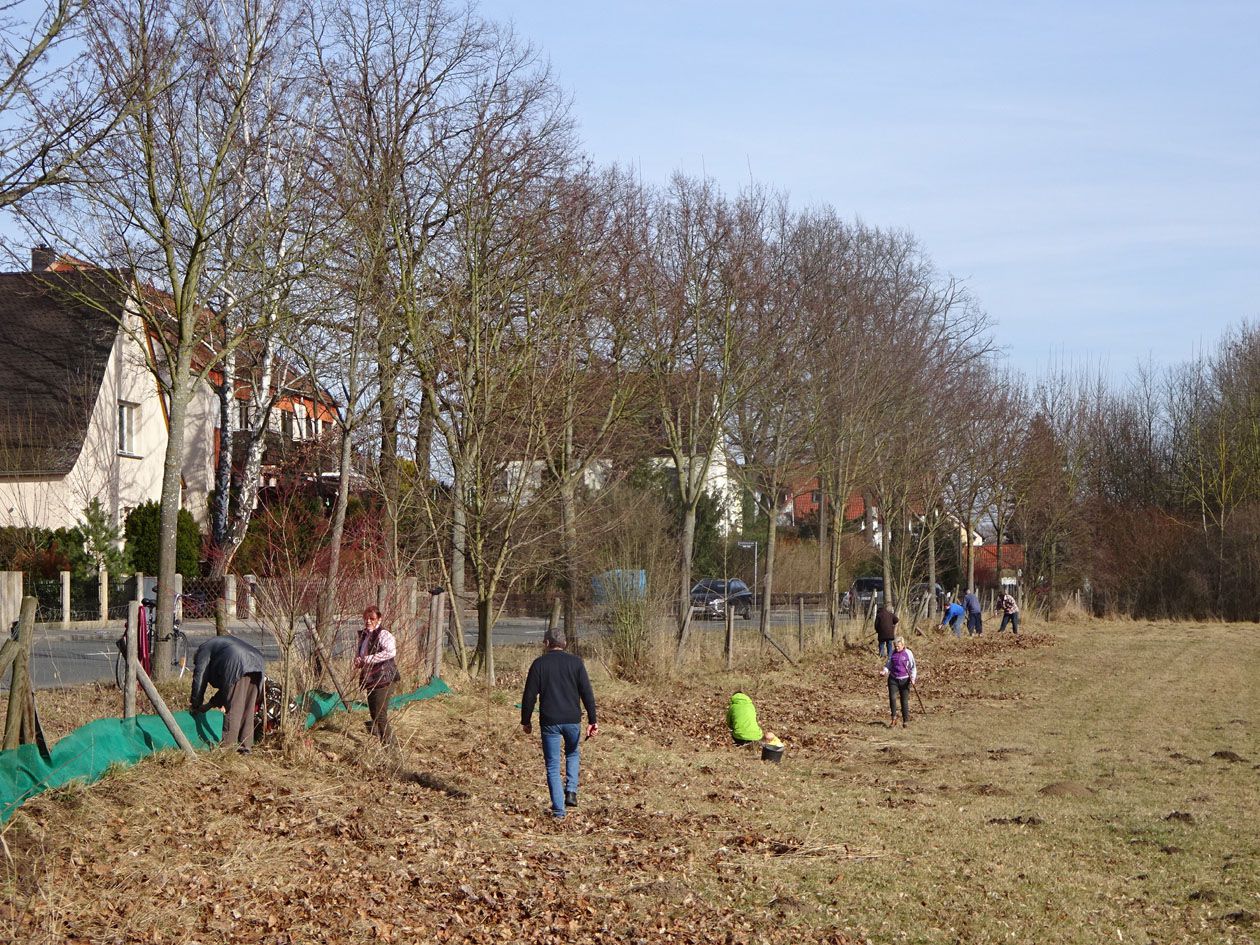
[2,633,1050,944]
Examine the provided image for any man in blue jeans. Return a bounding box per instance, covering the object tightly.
[940,600,966,638]
[962,589,984,635]
[520,628,598,818]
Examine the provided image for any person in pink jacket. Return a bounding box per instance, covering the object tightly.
[880,637,917,728]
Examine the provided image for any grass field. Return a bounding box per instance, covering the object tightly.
[2,620,1257,944]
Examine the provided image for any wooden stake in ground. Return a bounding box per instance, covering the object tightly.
[123,600,139,719]
[3,597,36,751]
[133,661,197,760]
[724,608,734,670]
[302,616,354,712]
[797,597,805,654]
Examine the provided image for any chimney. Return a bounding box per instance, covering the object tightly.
[31,245,55,272]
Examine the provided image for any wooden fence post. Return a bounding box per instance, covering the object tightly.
[224,575,237,620]
[3,597,36,750]
[124,600,139,719]
[0,572,23,632]
[60,571,71,628]
[403,576,417,650]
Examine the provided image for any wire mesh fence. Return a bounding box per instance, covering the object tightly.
[23,577,60,622]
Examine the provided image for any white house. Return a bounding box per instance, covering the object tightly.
[0,264,186,532]
[0,252,336,534]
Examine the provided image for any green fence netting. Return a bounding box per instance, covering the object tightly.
[0,677,450,825]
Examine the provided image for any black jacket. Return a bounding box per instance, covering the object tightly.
[521,649,597,727]
[875,607,899,641]
[190,636,265,711]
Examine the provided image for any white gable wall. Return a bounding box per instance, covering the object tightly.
[0,310,167,531]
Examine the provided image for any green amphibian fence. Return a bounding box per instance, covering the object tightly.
[0,677,450,824]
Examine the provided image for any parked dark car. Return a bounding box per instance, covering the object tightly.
[690,578,754,620]
[847,576,884,615]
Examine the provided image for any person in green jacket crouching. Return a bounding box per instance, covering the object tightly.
[727,691,763,745]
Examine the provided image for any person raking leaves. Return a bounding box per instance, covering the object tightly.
[520,628,598,819]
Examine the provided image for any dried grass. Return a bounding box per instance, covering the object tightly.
[3,622,1257,944]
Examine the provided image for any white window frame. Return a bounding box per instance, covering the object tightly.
[118,401,140,456]
[293,402,307,441]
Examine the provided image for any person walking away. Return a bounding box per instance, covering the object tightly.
[726,692,763,745]
[875,604,899,659]
[998,591,1020,634]
[190,635,265,753]
[940,600,965,638]
[521,628,598,819]
[355,605,400,745]
[881,636,917,728]
[962,589,983,636]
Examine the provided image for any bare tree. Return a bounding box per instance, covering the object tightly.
[399,20,574,683]
[0,0,123,208]
[31,0,309,675]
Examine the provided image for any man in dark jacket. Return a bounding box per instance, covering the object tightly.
[520,629,598,818]
[962,589,983,636]
[874,604,899,659]
[190,636,266,754]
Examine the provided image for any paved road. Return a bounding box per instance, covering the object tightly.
[8,608,831,690]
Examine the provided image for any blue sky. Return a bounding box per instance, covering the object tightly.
[477,0,1259,378]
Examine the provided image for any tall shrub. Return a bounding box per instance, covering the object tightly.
[125,502,201,577]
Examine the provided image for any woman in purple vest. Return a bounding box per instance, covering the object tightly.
[880,636,917,728]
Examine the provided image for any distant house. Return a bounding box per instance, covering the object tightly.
[0,249,337,533]
[972,543,1026,589]
[782,475,983,550]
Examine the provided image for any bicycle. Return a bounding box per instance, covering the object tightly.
[253,675,300,739]
[114,595,191,689]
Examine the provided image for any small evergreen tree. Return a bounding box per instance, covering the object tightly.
[76,499,130,577]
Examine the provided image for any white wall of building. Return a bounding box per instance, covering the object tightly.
[0,308,221,532]
[0,311,167,531]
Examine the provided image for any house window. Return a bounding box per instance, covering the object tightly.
[238,401,250,430]
[280,411,293,439]
[293,403,307,441]
[118,402,139,455]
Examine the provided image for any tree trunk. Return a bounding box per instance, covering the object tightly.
[317,422,355,655]
[449,465,469,671]
[414,385,434,480]
[673,489,699,659]
[210,348,235,559]
[880,505,893,615]
[816,489,828,594]
[475,594,495,686]
[377,326,401,573]
[927,513,938,617]
[827,498,843,643]
[759,503,777,640]
[559,476,579,651]
[966,515,976,592]
[152,352,194,681]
